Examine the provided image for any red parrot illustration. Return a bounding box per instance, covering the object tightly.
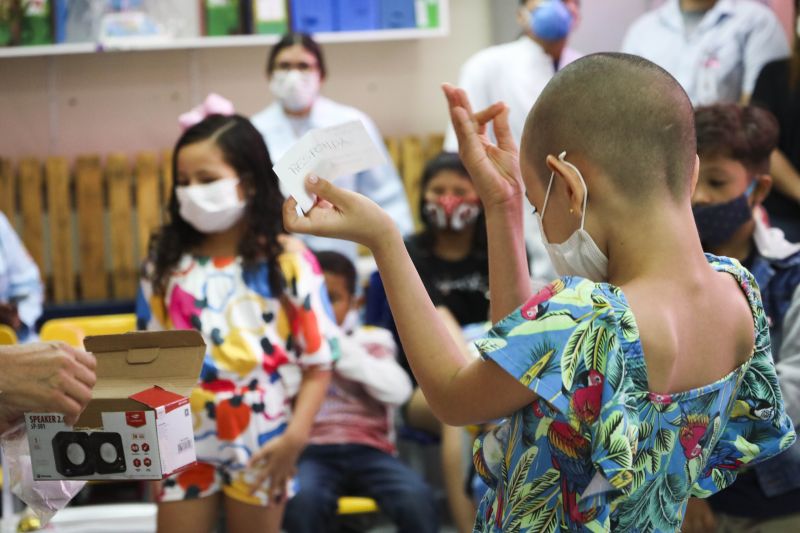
[571,370,604,425]
[548,420,595,525]
[678,413,711,460]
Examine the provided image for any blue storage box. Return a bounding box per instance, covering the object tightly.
[290,0,336,33]
[335,0,379,31]
[380,0,416,29]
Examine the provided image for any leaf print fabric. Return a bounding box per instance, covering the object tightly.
[472,255,796,532]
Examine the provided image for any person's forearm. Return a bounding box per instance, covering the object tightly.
[771,149,800,203]
[335,338,412,405]
[286,367,331,441]
[371,231,471,422]
[486,201,531,322]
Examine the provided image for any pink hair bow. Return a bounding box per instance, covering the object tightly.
[178,93,235,131]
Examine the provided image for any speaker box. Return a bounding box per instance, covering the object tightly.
[52,431,94,477]
[90,432,127,474]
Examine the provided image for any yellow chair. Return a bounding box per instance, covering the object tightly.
[337,496,379,515]
[0,324,17,345]
[39,314,137,348]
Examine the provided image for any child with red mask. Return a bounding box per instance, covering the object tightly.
[365,152,489,532]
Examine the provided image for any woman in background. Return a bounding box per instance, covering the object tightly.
[366,152,489,533]
[251,32,413,261]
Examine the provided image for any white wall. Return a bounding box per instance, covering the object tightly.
[0,0,493,160]
[1,0,795,162]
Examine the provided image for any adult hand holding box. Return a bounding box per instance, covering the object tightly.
[24,331,205,481]
[0,342,96,433]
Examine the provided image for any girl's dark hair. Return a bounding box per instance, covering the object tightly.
[416,152,487,256]
[694,104,779,175]
[148,114,286,296]
[266,32,327,79]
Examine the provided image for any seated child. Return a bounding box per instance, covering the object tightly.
[283,53,796,532]
[283,251,438,533]
[683,104,800,532]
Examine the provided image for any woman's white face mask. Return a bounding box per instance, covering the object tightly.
[270,70,320,113]
[176,177,245,234]
[534,151,609,281]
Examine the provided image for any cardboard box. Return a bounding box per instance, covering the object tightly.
[26,330,205,481]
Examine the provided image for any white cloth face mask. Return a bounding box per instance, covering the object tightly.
[534,151,609,281]
[176,177,246,234]
[269,70,320,113]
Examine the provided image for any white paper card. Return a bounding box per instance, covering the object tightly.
[272,120,386,213]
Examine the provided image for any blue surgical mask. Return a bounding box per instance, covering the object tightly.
[692,181,757,247]
[530,0,573,41]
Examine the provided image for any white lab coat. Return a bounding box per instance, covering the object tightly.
[621,0,790,105]
[444,37,581,286]
[252,97,413,262]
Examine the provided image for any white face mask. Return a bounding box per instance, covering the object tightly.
[269,70,320,113]
[175,177,246,234]
[534,151,609,281]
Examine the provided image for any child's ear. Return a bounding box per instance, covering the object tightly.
[689,155,700,198]
[546,154,584,220]
[751,174,773,206]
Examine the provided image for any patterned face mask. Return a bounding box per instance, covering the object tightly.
[692,181,757,247]
[423,195,482,231]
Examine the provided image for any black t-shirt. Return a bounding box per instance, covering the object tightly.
[364,234,490,382]
[404,234,490,326]
[751,59,800,224]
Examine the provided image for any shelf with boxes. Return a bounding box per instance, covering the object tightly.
[0,0,448,59]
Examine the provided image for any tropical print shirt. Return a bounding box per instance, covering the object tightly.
[472,255,796,532]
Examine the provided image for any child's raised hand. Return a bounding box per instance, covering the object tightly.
[442,83,524,210]
[282,175,395,251]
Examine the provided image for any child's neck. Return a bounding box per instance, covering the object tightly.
[433,225,476,261]
[195,220,246,257]
[606,203,709,286]
[706,221,756,263]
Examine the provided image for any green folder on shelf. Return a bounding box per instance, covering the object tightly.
[205,0,242,36]
[415,0,439,29]
[253,0,288,35]
[21,0,53,45]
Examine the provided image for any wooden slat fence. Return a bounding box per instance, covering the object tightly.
[0,133,444,305]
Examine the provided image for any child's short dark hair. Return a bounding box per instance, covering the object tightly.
[316,251,357,296]
[694,104,779,175]
[526,53,696,201]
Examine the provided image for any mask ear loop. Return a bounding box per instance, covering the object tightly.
[744,179,758,198]
[558,151,589,230]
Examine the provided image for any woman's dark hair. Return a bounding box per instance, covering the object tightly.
[694,104,779,175]
[416,152,487,256]
[266,32,327,79]
[316,251,357,296]
[148,114,285,297]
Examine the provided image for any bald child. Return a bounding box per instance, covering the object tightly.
[282,53,796,532]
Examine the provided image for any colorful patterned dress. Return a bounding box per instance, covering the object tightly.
[472,255,796,532]
[136,250,337,505]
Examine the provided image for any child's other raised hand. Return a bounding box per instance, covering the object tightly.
[442,83,524,210]
[282,175,395,251]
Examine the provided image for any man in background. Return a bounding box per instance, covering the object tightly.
[444,0,582,284]
[622,0,789,105]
